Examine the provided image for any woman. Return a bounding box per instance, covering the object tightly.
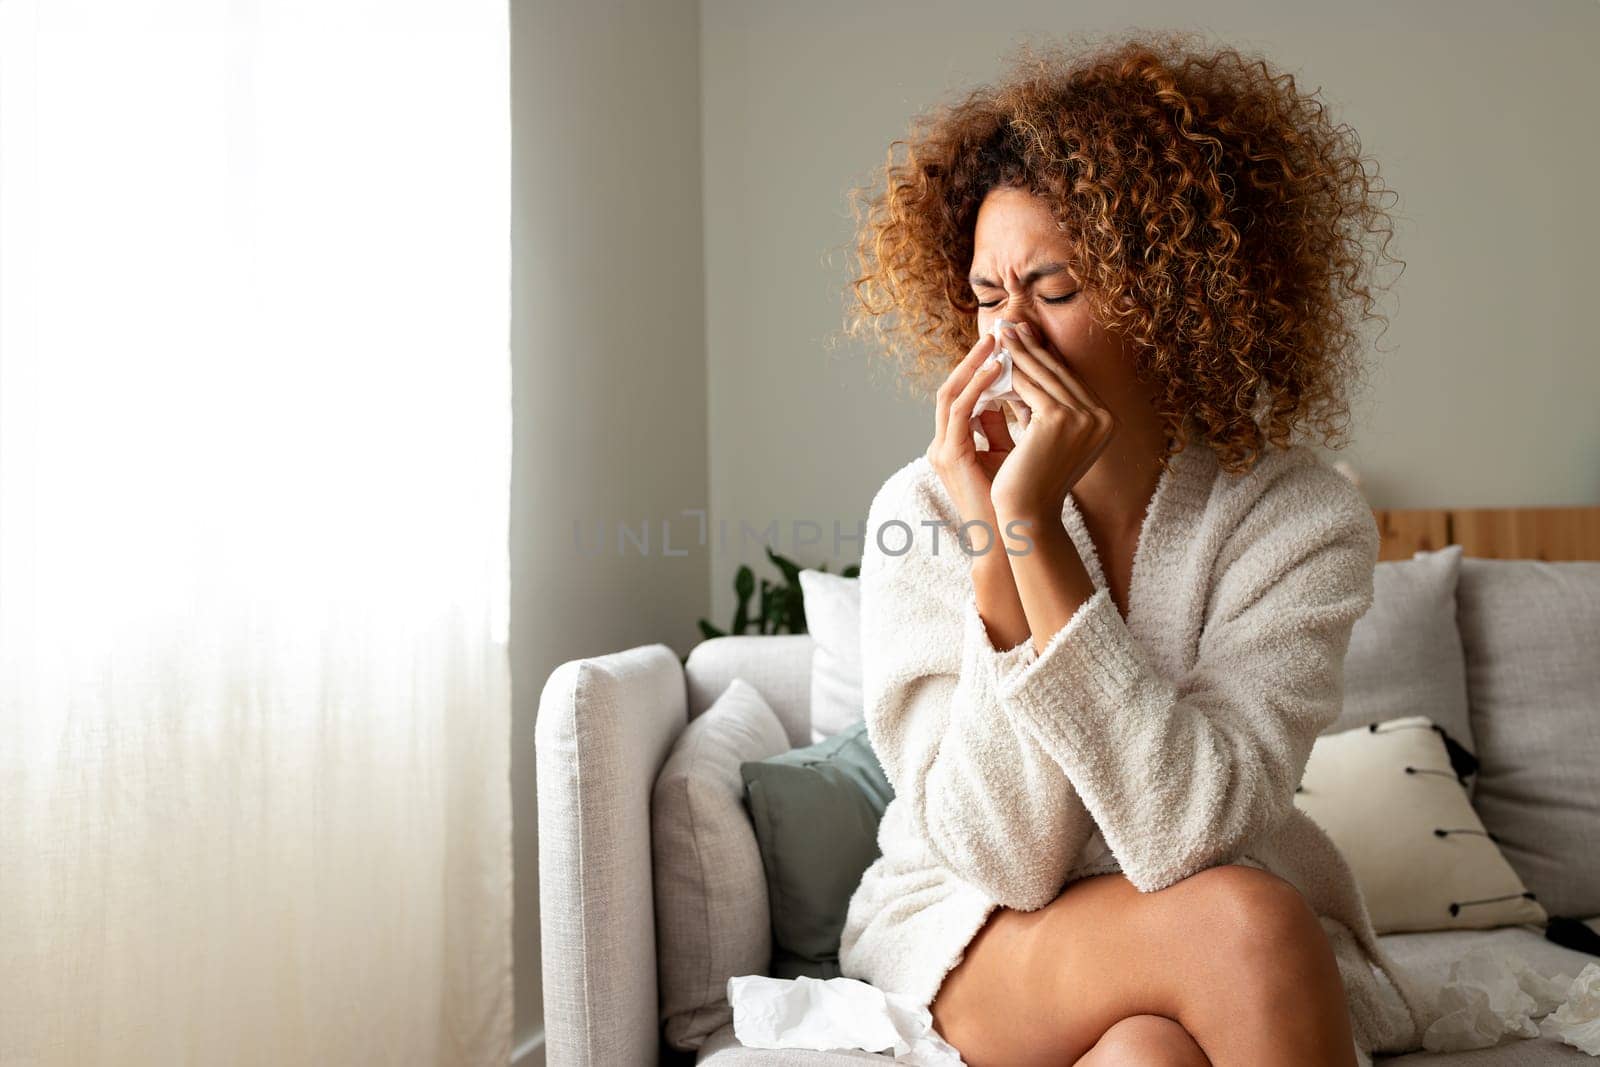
[834,31,1432,1067]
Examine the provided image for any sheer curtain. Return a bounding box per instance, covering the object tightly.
[0,3,512,1063]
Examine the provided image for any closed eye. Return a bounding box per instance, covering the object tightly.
[976,292,1077,309]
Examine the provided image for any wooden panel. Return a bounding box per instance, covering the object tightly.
[1372,509,1451,561]
[1370,506,1600,562]
[1449,506,1600,561]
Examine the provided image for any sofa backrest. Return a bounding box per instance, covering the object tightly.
[685,633,814,749]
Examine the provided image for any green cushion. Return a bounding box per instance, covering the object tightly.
[739,719,894,979]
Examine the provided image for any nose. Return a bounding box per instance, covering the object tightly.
[993,292,1038,325]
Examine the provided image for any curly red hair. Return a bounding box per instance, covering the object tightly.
[832,30,1403,475]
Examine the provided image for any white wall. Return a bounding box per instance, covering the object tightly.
[701,0,1600,622]
[510,0,709,1058]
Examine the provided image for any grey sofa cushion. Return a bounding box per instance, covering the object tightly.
[696,1019,890,1064]
[739,720,893,981]
[1338,547,1475,767]
[696,1020,889,1064]
[1457,557,1600,920]
[653,678,791,1052]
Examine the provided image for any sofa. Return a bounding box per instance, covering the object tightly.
[536,547,1600,1066]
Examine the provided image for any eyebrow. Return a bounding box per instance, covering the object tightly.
[967,261,1072,289]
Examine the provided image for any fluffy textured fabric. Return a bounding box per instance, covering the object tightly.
[837,435,1434,1062]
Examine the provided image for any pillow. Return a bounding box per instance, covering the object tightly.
[1294,714,1546,934]
[796,568,862,744]
[651,678,790,1052]
[739,719,893,980]
[1456,556,1600,919]
[1337,546,1475,768]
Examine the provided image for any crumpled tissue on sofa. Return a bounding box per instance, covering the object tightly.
[1543,961,1600,1055]
[1420,945,1600,1055]
[727,974,965,1065]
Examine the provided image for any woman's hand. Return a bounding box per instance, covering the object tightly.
[987,320,1117,522]
[926,330,1018,545]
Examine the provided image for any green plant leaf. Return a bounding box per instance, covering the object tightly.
[767,547,801,586]
[767,547,807,632]
[732,564,754,634]
[768,584,790,635]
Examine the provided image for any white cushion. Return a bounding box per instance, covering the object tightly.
[651,678,791,1051]
[1295,714,1546,934]
[796,569,863,744]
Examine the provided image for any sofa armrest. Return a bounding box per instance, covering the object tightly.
[536,643,687,1067]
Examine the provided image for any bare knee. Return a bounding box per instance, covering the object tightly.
[1178,865,1344,1009]
[1073,1014,1209,1067]
[1180,865,1326,956]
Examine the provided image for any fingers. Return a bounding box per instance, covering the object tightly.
[1003,359,1055,416]
[999,332,1074,411]
[949,356,1005,444]
[975,407,1014,451]
[1004,322,1101,413]
[1004,342,1120,451]
[934,331,999,445]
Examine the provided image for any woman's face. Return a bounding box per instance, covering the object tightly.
[969,186,1150,422]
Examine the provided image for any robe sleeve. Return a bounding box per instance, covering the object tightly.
[995,483,1379,893]
[858,466,1101,911]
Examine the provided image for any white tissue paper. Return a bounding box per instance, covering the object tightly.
[727,974,966,1066]
[1544,962,1600,1055]
[970,318,1031,444]
[1420,946,1582,1053]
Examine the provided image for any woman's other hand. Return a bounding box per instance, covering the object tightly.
[988,320,1117,522]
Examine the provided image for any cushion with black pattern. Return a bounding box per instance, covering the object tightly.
[1294,714,1546,934]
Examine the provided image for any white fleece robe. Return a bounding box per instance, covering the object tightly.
[836,435,1434,1063]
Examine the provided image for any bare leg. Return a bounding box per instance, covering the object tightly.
[1072,1014,1210,1067]
[928,865,1359,1067]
